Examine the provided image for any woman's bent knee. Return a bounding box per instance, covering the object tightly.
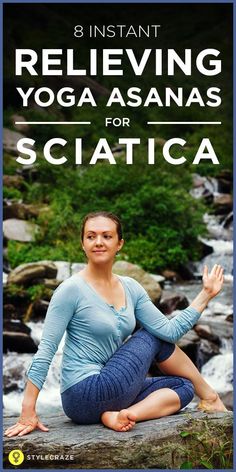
[132,328,175,361]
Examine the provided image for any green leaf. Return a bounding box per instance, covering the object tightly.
[180,431,191,438]
[180,461,193,469]
[200,460,214,469]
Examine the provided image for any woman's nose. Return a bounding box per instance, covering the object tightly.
[95,236,103,245]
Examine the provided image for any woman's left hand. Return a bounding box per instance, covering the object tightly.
[202,264,224,298]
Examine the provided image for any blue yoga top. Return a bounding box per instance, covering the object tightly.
[27,275,201,393]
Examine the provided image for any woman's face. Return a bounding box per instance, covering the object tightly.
[82,216,124,263]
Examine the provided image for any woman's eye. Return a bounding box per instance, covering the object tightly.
[104,235,112,239]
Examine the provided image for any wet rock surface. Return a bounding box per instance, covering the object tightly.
[3,411,233,469]
[3,330,37,354]
[158,293,189,315]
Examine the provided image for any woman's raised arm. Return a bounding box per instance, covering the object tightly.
[134,264,224,343]
[190,264,224,312]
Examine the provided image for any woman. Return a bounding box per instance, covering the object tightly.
[5,211,226,436]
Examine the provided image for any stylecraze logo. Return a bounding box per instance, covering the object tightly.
[8,450,75,464]
[8,449,25,466]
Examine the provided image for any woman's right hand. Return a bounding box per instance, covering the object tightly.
[4,413,49,437]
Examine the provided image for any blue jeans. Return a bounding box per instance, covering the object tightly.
[61,328,194,424]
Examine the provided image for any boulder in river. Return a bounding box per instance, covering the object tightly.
[195,315,233,339]
[3,218,40,242]
[213,194,233,214]
[177,329,200,349]
[3,286,30,320]
[113,260,162,303]
[177,329,200,364]
[3,319,37,354]
[8,261,58,285]
[197,338,220,368]
[194,324,219,343]
[158,293,189,315]
[31,299,50,320]
[217,178,232,194]
[161,269,182,282]
[3,411,233,469]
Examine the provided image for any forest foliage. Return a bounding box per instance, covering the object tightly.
[3,4,232,272]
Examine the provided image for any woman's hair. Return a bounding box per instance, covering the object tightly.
[81,211,123,241]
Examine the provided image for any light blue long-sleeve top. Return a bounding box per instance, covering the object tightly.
[27,274,201,393]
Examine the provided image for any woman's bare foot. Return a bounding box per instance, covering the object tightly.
[198,393,228,412]
[101,409,137,432]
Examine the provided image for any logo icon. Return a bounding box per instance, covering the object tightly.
[8,449,25,466]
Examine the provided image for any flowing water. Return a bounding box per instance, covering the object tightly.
[3,177,233,415]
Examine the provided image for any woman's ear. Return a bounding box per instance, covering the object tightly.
[118,239,125,251]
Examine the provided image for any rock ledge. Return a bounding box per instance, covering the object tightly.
[3,411,233,469]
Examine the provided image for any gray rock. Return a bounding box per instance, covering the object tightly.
[158,293,189,315]
[71,262,87,276]
[190,175,217,201]
[217,178,232,194]
[7,261,57,285]
[54,261,71,280]
[3,411,233,469]
[149,273,165,285]
[194,324,219,343]
[3,273,8,285]
[220,391,233,410]
[176,330,200,365]
[196,315,233,338]
[3,202,49,221]
[177,329,200,349]
[113,260,162,303]
[3,128,33,155]
[3,219,40,242]
[32,278,60,289]
[192,173,207,188]
[3,352,32,394]
[197,338,220,368]
[31,300,50,320]
[53,262,87,281]
[12,114,30,133]
[3,331,37,354]
[213,194,233,213]
[162,269,182,282]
